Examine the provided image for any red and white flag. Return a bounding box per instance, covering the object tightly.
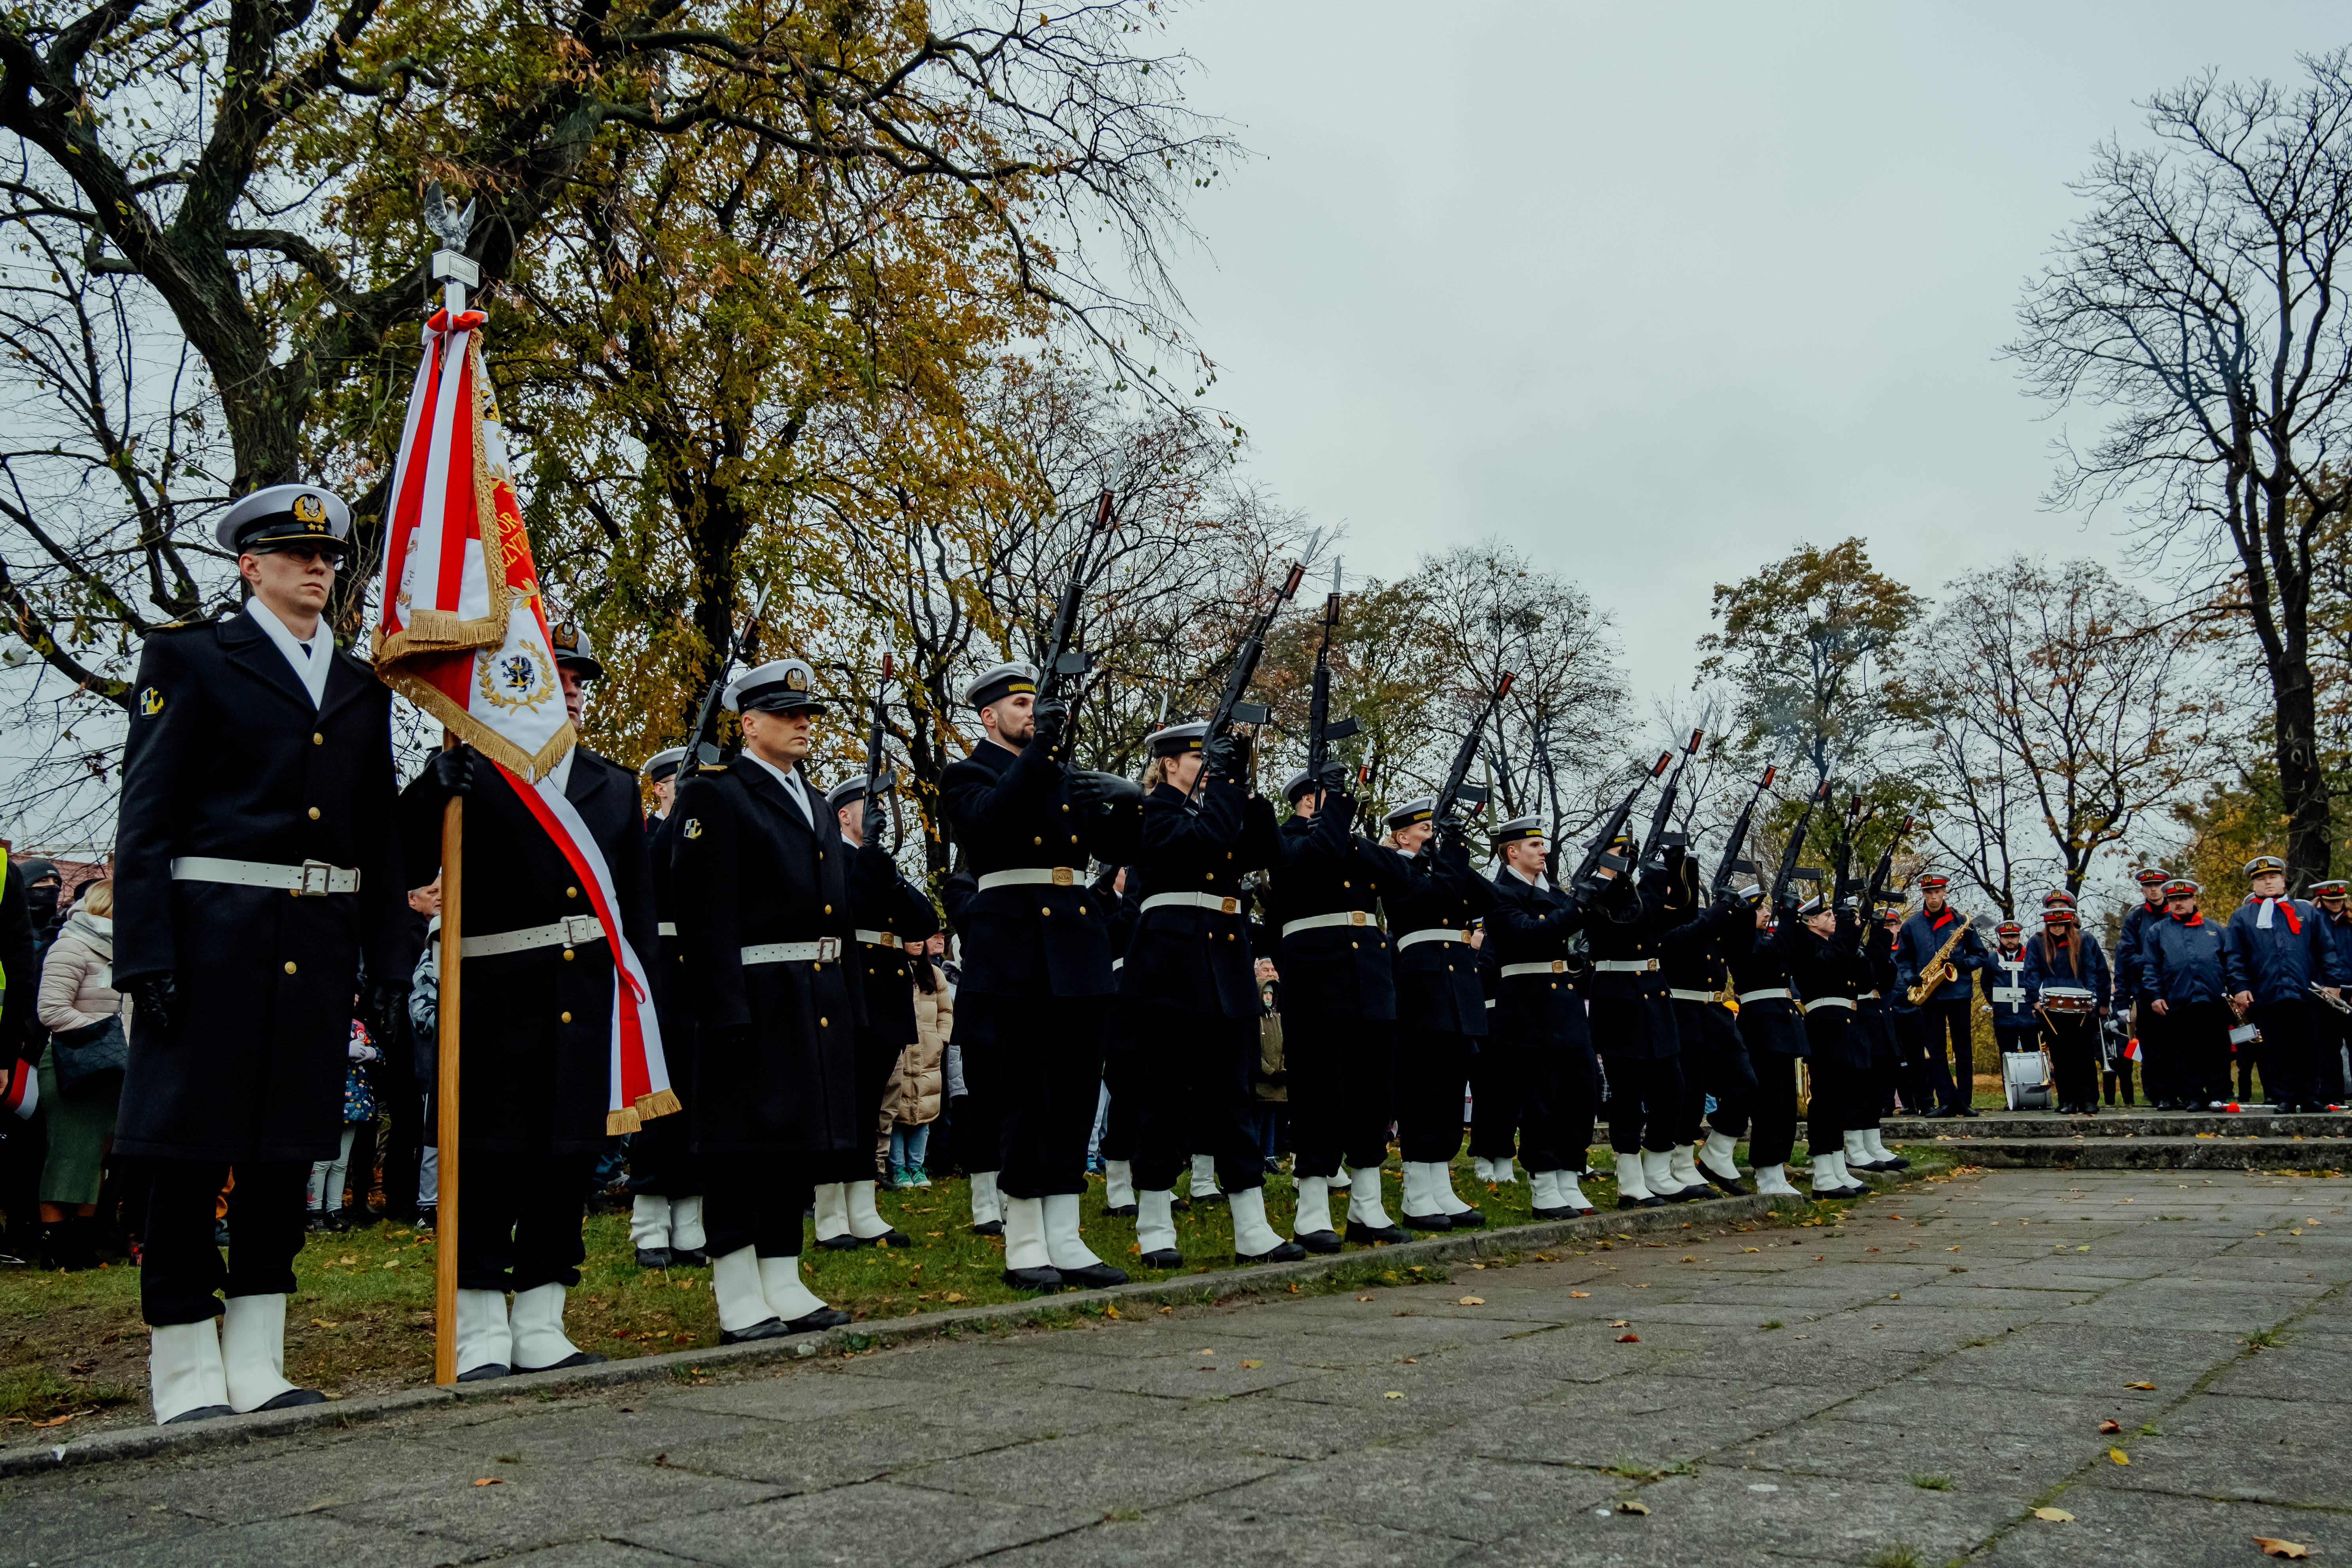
[374,305,676,1133]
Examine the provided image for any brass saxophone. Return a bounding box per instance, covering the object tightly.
[1903,913,1973,1005]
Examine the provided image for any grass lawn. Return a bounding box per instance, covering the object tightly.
[0,1142,1956,1446]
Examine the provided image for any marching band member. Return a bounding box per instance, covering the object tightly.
[1263,768,1423,1248]
[2220,855,2347,1113]
[630,747,704,1269]
[2024,892,2110,1114]
[940,664,1140,1289]
[1893,874,1986,1119]
[1483,815,1600,1217]
[2138,877,2234,1111]
[2312,880,2352,1104]
[115,485,406,1423]
[1981,919,2037,1057]
[2112,867,2175,1108]
[1379,798,1497,1230]
[1120,722,1294,1267]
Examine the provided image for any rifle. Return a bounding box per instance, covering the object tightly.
[1769,776,1835,912]
[1830,792,1862,911]
[1865,815,1913,915]
[1710,764,1777,903]
[1635,727,1706,874]
[1536,711,1567,884]
[1184,560,1307,813]
[1301,564,1360,803]
[1567,750,1672,899]
[686,580,774,776]
[862,651,896,822]
[1033,489,1116,763]
[1430,673,1517,829]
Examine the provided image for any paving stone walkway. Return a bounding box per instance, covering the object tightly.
[4,1166,2347,1566]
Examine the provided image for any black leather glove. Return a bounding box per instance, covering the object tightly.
[130,975,177,1036]
[1200,732,1241,783]
[363,977,410,1048]
[1068,769,1143,809]
[1436,814,1467,853]
[1317,761,1350,794]
[862,796,888,846]
[430,746,474,800]
[1030,699,1068,749]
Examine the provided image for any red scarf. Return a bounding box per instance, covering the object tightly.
[2171,910,2205,928]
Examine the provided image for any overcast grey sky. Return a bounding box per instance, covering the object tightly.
[1151,2,2347,706]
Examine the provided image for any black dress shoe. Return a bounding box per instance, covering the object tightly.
[1104,1203,1139,1218]
[719,1318,791,1344]
[1238,1241,1308,1264]
[1002,1266,1065,1292]
[1878,1153,1913,1170]
[783,1307,852,1333]
[1401,1211,1453,1232]
[1531,1204,1576,1221]
[1294,1229,1344,1254]
[1957,1106,1980,1118]
[1058,1262,1130,1289]
[1138,1248,1186,1268]
[970,1220,1004,1238]
[164,1404,234,1423]
[870,1229,912,1248]
[1920,1107,1957,1120]
[1617,1194,1666,1210]
[672,1248,708,1267]
[635,1246,675,1270]
[1344,1221,1406,1246]
[249,1387,328,1411]
[817,1234,868,1251]
[516,1351,607,1374]
[1655,1183,1700,1203]
[1445,1207,1487,1229]
[455,1362,510,1381]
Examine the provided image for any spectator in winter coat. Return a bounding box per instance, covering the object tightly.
[883,935,951,1188]
[34,881,126,1269]
[2139,878,2234,1109]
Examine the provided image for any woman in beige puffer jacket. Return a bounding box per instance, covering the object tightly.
[35,879,129,1267]
[879,934,949,1186]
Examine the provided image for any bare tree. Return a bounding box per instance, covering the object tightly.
[2008,47,2352,883]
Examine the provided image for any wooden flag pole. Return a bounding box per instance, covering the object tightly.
[433,796,463,1385]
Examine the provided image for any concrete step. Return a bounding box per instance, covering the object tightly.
[1882,1109,2352,1140]
[1882,1131,2352,1170]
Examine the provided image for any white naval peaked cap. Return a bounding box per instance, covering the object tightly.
[962,662,1039,709]
[723,657,827,715]
[640,746,687,783]
[1385,796,1436,829]
[1492,813,1545,844]
[1148,720,1210,757]
[215,484,353,554]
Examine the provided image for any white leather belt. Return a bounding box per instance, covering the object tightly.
[854,929,900,949]
[1485,998,1496,1009]
[1860,990,1881,1000]
[1738,987,1793,1005]
[1501,959,1570,977]
[657,921,678,938]
[1991,985,2025,1003]
[978,867,1082,889]
[1140,891,1242,916]
[170,856,358,896]
[1803,996,1856,1014]
[462,915,604,959]
[742,938,844,964]
[1593,958,1659,972]
[1396,928,1471,950]
[1112,957,1124,972]
[1282,910,1376,937]
[1669,987,1721,1003]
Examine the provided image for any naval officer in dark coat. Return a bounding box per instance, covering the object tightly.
[1482,815,1600,1218]
[114,484,407,1423]
[398,621,659,1379]
[629,746,706,1270]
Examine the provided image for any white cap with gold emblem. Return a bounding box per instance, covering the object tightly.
[723,657,827,715]
[215,484,353,555]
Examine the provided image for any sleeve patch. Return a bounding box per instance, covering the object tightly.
[139,686,164,717]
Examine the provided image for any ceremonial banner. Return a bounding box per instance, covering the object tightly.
[374,306,675,1132]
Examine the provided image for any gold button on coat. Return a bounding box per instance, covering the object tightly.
[283,960,296,974]
[311,732,323,745]
[561,1011,572,1023]
[306,807,320,820]
[566,887,579,898]
[564,949,575,962]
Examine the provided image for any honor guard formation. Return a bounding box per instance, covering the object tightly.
[31,472,2352,1430]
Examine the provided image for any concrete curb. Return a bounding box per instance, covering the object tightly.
[0,1168,1924,1480]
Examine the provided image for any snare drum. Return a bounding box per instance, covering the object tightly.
[2039,985,2099,1016]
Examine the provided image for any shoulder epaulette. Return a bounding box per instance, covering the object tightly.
[149,619,205,634]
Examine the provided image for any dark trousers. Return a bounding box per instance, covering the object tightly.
[1805,1059,1857,1155]
[2133,1000,2172,1103]
[820,1033,899,1185]
[2044,1014,2099,1108]
[1467,1040,1518,1160]
[0,1111,45,1253]
[1906,999,1970,1108]
[1508,1045,1596,1174]
[140,1160,308,1327]
[1993,1022,2038,1053]
[1675,1003,1756,1142]
[955,996,1002,1174]
[1132,1002,1263,1193]
[1281,1013,1352,1179]
[2165,1000,2233,1105]
[455,1150,593,1293]
[702,1151,817,1259]
[628,1092,702,1197]
[2250,999,2320,1107]
[1395,1028,1473,1165]
[1750,1053,1802,1167]
[980,992,1107,1199]
[1099,1043,1140,1163]
[1599,1050,1684,1154]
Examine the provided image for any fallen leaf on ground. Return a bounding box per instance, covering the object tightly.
[2099,1419,2122,1434]
[1619,1500,1650,1515]
[2254,1538,2311,1559]
[1742,1246,1760,1253]
[2108,1448,2129,1465]
[1383,1391,1402,1399]
[1571,1290,1591,1298]
[1616,1333,1640,1343]
[1459,1296,1486,1306]
[1357,1295,1375,1302]
[310,1319,339,1328]
[2032,1507,2074,1522]
[2125,1381,2155,1390]
[944,1292,964,1302]
[1240,1360,1262,1368]
[473,1478,505,1487]
[28,1413,81,1428]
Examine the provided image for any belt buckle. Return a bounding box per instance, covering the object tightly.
[562,914,601,946]
[1551,960,1565,974]
[1350,911,1366,926]
[295,859,335,896]
[1051,867,1074,887]
[1220,897,1238,915]
[1646,958,1660,972]
[817,936,842,962]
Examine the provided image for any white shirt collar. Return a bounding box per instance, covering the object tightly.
[245,596,332,710]
[547,744,576,798]
[1510,863,1542,888]
[746,751,812,826]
